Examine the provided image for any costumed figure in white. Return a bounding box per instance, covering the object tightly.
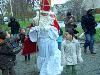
[29,0,63,75]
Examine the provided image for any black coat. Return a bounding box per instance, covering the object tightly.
[19,33,26,43]
[8,21,20,34]
[81,14,97,35]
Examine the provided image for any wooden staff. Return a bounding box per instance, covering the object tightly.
[33,0,41,72]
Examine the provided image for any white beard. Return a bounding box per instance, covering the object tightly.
[39,15,53,27]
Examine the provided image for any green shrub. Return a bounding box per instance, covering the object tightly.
[95,14,100,22]
[61,27,100,42]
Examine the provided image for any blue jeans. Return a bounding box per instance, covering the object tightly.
[12,34,19,48]
[58,42,61,50]
[84,34,94,52]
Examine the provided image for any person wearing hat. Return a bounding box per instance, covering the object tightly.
[81,9,97,54]
[64,12,77,32]
[61,29,83,75]
[29,0,63,75]
[8,17,20,36]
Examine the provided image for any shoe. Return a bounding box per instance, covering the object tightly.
[28,59,30,61]
[91,52,96,54]
[84,49,87,53]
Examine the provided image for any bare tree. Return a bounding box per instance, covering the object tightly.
[0,0,9,24]
[5,0,34,21]
[55,0,86,21]
[62,0,84,21]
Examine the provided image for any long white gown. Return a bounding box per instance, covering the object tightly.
[29,15,63,75]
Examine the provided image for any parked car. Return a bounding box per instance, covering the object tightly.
[3,17,9,24]
[4,17,9,22]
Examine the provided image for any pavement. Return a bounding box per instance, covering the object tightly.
[0,43,100,75]
[77,43,100,75]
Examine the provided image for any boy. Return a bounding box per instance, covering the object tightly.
[0,30,21,75]
[61,29,83,75]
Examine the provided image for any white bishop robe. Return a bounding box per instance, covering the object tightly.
[29,15,63,75]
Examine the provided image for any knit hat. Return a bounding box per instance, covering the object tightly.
[87,9,94,14]
[0,30,6,40]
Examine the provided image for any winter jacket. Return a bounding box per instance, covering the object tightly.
[8,21,20,34]
[61,38,83,66]
[19,33,26,43]
[81,14,97,35]
[0,41,20,69]
[64,15,77,31]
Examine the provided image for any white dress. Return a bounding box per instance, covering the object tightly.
[29,15,63,75]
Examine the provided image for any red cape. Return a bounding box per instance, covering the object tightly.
[54,19,60,31]
[22,37,38,55]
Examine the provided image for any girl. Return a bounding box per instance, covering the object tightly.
[61,29,83,75]
[20,28,37,61]
[22,35,37,61]
[19,28,29,61]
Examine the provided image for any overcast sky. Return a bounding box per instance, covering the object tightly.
[54,0,70,4]
[51,0,70,7]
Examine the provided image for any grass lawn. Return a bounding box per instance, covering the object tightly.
[95,28,100,42]
[0,21,100,42]
[0,21,31,31]
[19,21,31,28]
[61,27,100,42]
[95,14,100,22]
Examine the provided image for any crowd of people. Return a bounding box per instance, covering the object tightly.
[0,1,98,75]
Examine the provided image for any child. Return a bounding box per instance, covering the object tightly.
[61,29,83,75]
[20,28,37,61]
[19,28,29,61]
[22,35,37,61]
[19,28,26,44]
[0,30,21,75]
[57,28,63,50]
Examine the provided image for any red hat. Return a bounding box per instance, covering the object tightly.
[41,0,51,12]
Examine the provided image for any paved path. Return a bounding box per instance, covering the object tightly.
[0,44,100,75]
[77,43,100,75]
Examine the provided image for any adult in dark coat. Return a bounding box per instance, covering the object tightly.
[8,17,20,48]
[8,17,20,35]
[81,9,97,54]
